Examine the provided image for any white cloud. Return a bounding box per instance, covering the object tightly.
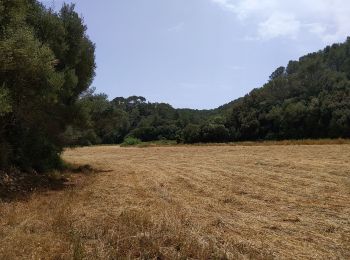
[211,0,350,43]
[212,0,276,20]
[258,13,300,40]
[167,22,185,32]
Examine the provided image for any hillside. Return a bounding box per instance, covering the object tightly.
[70,38,350,145]
[224,38,350,140]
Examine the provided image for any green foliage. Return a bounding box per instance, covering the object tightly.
[71,89,227,145]
[182,124,201,143]
[75,35,350,146]
[0,85,11,116]
[224,38,350,141]
[54,38,350,147]
[269,66,286,80]
[0,0,95,171]
[201,123,230,143]
[122,136,142,146]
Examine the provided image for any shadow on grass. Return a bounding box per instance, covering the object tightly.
[0,164,100,202]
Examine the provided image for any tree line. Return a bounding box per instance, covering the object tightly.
[70,37,350,146]
[63,91,220,146]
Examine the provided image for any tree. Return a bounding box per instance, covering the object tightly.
[269,66,286,80]
[0,0,95,171]
[201,124,230,143]
[182,124,201,143]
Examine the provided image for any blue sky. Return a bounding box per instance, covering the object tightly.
[40,0,350,109]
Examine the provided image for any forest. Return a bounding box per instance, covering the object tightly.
[1,0,350,173]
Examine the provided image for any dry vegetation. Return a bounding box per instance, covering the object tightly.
[1,144,350,259]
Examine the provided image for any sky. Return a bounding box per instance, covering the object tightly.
[39,0,350,109]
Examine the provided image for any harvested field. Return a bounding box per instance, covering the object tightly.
[1,144,350,259]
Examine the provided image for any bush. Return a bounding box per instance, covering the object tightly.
[201,124,230,143]
[129,127,158,142]
[182,124,201,143]
[121,137,142,146]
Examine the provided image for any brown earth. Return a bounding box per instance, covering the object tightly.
[1,144,349,259]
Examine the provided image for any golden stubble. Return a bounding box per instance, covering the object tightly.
[1,144,349,259]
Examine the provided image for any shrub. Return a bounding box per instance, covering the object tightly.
[182,124,201,143]
[121,136,142,146]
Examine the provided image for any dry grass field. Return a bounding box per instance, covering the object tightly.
[1,144,350,259]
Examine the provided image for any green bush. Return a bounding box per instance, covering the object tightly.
[182,124,201,143]
[121,137,142,146]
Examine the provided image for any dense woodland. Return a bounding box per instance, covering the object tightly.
[1,0,350,173]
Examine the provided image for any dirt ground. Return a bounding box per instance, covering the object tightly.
[1,144,349,259]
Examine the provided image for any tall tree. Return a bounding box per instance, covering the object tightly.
[0,0,95,171]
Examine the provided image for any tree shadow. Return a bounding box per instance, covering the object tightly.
[0,164,99,202]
